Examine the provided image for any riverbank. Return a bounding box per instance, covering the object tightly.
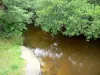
[0,36,25,75]
[0,36,41,75]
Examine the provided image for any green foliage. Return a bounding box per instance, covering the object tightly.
[0,35,25,75]
[88,0,100,5]
[0,10,3,16]
[0,0,35,37]
[35,0,100,39]
[0,0,100,39]
[0,45,25,75]
[0,35,23,50]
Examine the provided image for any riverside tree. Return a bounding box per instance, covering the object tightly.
[0,0,35,37]
[88,0,100,5]
[35,0,100,39]
[0,0,100,40]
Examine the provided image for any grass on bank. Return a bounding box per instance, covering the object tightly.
[0,36,25,75]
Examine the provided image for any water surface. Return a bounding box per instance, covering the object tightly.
[24,25,100,75]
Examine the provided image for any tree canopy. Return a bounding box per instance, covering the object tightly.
[0,0,35,37]
[0,0,100,39]
[35,0,100,39]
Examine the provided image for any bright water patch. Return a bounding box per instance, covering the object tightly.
[21,46,41,75]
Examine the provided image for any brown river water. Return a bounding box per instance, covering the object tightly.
[24,25,100,75]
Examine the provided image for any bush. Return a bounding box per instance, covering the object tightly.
[88,0,100,5]
[35,0,100,39]
[0,0,35,37]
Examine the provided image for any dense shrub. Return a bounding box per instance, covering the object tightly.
[88,0,100,5]
[35,0,100,39]
[0,0,35,37]
[0,0,100,40]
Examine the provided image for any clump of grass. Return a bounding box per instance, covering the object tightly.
[0,35,23,50]
[0,35,25,75]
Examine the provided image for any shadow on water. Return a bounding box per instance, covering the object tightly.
[24,25,100,75]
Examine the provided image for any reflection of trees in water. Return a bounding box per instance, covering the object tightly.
[67,52,100,75]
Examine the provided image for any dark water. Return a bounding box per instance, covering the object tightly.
[24,25,100,75]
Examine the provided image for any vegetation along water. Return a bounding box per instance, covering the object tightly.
[0,0,100,75]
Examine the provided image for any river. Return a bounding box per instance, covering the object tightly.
[24,25,100,75]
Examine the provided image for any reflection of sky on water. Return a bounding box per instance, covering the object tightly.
[69,56,77,65]
[33,48,63,59]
